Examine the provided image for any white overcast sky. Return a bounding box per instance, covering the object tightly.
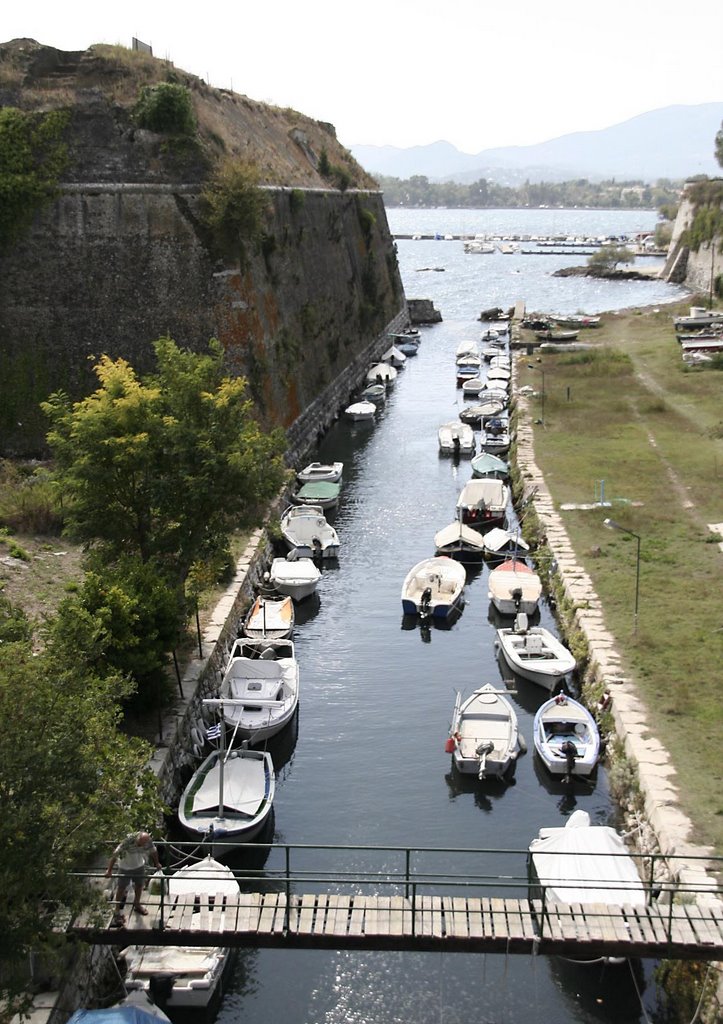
[5,0,722,152]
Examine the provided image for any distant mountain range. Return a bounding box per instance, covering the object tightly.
[351,103,723,184]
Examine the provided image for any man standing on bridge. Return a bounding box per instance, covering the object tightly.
[105,830,161,926]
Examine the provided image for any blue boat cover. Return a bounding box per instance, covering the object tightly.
[68,1007,163,1024]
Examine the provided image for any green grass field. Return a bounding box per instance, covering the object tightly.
[518,302,723,854]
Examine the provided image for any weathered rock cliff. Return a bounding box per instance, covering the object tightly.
[0,40,405,454]
[662,179,723,297]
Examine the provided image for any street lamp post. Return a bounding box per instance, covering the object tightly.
[603,518,641,635]
[527,363,545,425]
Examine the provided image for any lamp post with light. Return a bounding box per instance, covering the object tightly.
[603,518,641,636]
[527,363,545,425]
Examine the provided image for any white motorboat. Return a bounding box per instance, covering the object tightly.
[460,397,506,425]
[461,377,485,397]
[345,400,376,421]
[178,742,275,853]
[121,856,241,1010]
[495,614,575,689]
[488,559,542,615]
[433,520,486,560]
[296,461,343,485]
[486,366,511,384]
[456,339,480,359]
[292,480,341,509]
[479,426,511,457]
[381,345,407,368]
[366,362,397,387]
[456,478,509,529]
[242,592,294,640]
[533,694,600,777]
[438,420,475,456]
[392,333,421,355]
[456,355,482,382]
[401,555,466,619]
[269,554,321,601]
[280,505,340,559]
[482,527,530,557]
[529,809,647,909]
[447,684,524,779]
[360,382,386,403]
[219,637,299,741]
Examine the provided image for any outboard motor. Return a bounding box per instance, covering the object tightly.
[148,974,176,1008]
[420,586,433,618]
[511,587,523,612]
[561,739,579,782]
[476,740,495,779]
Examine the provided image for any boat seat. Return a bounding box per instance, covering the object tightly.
[525,635,544,654]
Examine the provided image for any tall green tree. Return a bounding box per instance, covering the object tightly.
[0,604,164,1017]
[715,121,723,169]
[43,338,287,585]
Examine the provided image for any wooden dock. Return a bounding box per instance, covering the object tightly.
[72,892,723,961]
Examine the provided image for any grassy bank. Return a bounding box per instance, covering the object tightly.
[517,301,723,855]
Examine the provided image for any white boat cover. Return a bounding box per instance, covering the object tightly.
[529,810,646,906]
[456,478,508,512]
[270,556,321,586]
[191,752,267,817]
[482,527,529,553]
[434,521,486,552]
[167,856,240,898]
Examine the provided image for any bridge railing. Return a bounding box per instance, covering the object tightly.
[84,839,723,943]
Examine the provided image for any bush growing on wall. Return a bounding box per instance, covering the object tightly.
[200,159,266,261]
[0,107,69,251]
[134,82,196,135]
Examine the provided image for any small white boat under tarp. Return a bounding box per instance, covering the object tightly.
[481,527,529,556]
[121,857,240,1010]
[471,452,509,480]
[533,694,600,777]
[447,684,524,780]
[529,809,646,908]
[366,362,397,386]
[381,345,407,368]
[456,478,509,529]
[345,401,376,421]
[296,461,343,484]
[434,520,486,560]
[438,420,475,456]
[242,592,294,641]
[269,554,321,601]
[488,559,542,615]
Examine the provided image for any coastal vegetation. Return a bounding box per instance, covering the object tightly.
[519,305,723,855]
[377,173,683,211]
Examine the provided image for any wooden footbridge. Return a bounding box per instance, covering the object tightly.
[71,842,723,962]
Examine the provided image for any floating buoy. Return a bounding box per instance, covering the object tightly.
[445,736,455,753]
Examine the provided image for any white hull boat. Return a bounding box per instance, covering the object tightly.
[269,555,321,601]
[495,616,575,689]
[219,637,299,741]
[529,809,646,910]
[296,461,343,485]
[401,555,466,618]
[292,480,341,509]
[456,340,480,359]
[488,559,542,615]
[456,478,509,529]
[242,593,294,640]
[447,684,524,779]
[479,429,511,456]
[460,398,506,425]
[434,520,486,560]
[533,695,600,776]
[280,505,340,559]
[438,420,475,456]
[345,400,376,421]
[461,377,485,397]
[471,452,509,479]
[121,857,240,1010]
[360,383,386,403]
[179,745,275,853]
[366,362,397,387]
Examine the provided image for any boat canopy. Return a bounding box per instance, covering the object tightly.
[529,809,646,906]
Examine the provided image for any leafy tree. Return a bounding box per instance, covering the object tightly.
[43,338,287,586]
[133,82,196,136]
[715,121,723,169]
[0,612,164,1016]
[0,107,69,251]
[200,159,265,260]
[50,555,184,709]
[587,244,635,274]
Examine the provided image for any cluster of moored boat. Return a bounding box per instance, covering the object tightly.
[344,327,421,421]
[401,319,600,786]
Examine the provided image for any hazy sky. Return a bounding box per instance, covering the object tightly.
[5,0,722,152]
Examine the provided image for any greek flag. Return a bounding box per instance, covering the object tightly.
[206,723,222,740]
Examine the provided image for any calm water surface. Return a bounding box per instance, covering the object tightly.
[216,211,685,1024]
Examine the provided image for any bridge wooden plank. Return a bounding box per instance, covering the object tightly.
[663,905,697,946]
[482,898,494,936]
[312,894,328,935]
[491,898,506,938]
[466,898,484,938]
[431,896,444,938]
[512,899,537,941]
[209,892,225,934]
[363,896,378,935]
[685,904,719,946]
[196,893,210,933]
[258,893,278,935]
[390,896,406,936]
[348,896,365,936]
[333,895,351,936]
[643,907,672,946]
[700,903,723,942]
[417,896,432,936]
[376,896,390,935]
[621,904,646,945]
[298,894,316,935]
[450,897,468,939]
[177,893,197,934]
